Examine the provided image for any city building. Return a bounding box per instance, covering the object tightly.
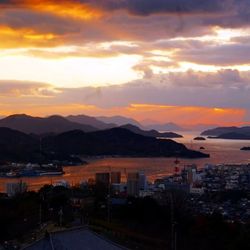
[138,171,147,191]
[185,164,198,184]
[111,172,121,184]
[127,172,140,196]
[53,180,69,188]
[190,186,205,195]
[112,183,126,195]
[95,172,110,186]
[6,181,27,197]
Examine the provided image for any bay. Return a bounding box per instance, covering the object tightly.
[1,132,250,192]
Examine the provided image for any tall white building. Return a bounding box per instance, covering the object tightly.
[185,165,198,184]
[138,171,147,191]
[6,181,27,197]
[127,172,139,197]
[127,171,148,197]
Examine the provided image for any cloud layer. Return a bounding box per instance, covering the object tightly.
[0,0,250,125]
[0,69,249,125]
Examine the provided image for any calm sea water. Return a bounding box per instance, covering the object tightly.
[1,132,250,192]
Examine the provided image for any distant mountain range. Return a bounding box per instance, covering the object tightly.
[67,114,116,130]
[0,114,184,138]
[120,124,183,138]
[0,112,224,142]
[184,124,219,132]
[201,126,240,136]
[0,114,97,134]
[0,127,208,162]
[201,126,250,140]
[145,122,184,132]
[210,133,250,140]
[0,114,144,134]
[145,122,218,132]
[97,115,142,127]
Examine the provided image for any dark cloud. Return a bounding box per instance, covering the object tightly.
[105,0,225,16]
[0,0,249,45]
[80,0,250,32]
[0,0,249,53]
[84,0,250,32]
[74,0,228,16]
[1,0,225,14]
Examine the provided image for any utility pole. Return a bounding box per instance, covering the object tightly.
[107,166,111,223]
[39,136,43,166]
[39,203,42,228]
[58,208,63,227]
[39,137,42,154]
[170,192,177,250]
[39,193,44,229]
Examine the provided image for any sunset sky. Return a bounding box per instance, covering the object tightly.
[0,0,250,125]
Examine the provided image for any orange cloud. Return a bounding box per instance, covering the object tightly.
[0,103,98,117]
[0,1,104,48]
[0,25,61,48]
[20,0,103,20]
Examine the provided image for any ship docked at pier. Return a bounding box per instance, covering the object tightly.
[3,164,64,178]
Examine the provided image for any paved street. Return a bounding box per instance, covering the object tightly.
[25,228,125,250]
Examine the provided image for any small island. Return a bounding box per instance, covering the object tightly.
[194,136,206,141]
[241,147,250,151]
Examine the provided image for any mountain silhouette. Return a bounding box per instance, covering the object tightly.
[67,114,115,130]
[0,114,97,134]
[43,127,208,158]
[97,115,143,127]
[120,124,183,138]
[202,126,250,138]
[0,127,209,162]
